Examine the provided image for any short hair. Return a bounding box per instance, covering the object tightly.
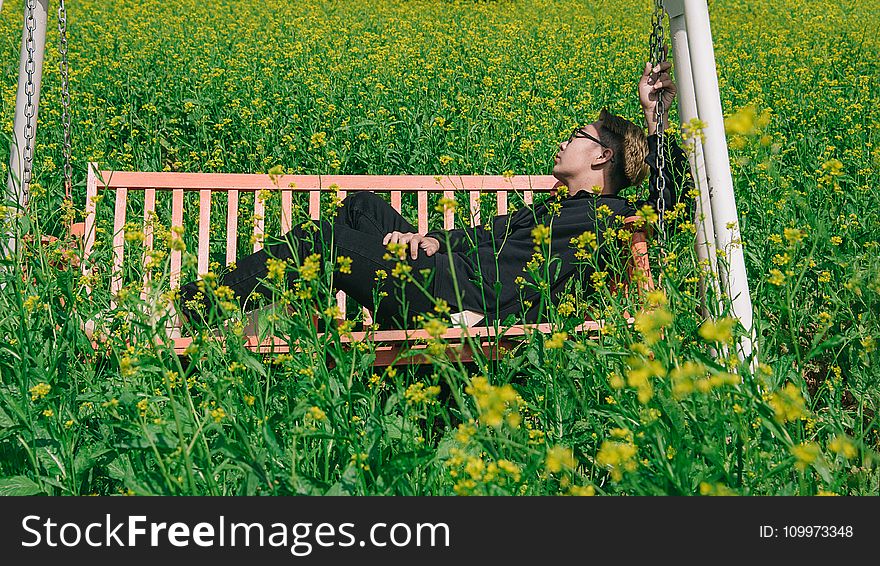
[595,108,649,192]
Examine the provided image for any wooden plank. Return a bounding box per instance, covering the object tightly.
[170,189,184,290]
[94,171,558,191]
[309,190,320,220]
[253,190,265,252]
[110,187,128,306]
[141,188,156,301]
[226,190,238,267]
[524,190,533,205]
[497,190,508,215]
[469,190,480,227]
[417,190,428,234]
[363,307,373,328]
[391,191,401,212]
[337,291,346,318]
[281,189,292,234]
[443,189,454,229]
[82,163,99,292]
[198,189,211,276]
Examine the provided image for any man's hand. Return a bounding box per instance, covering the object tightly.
[382,231,441,259]
[639,53,677,135]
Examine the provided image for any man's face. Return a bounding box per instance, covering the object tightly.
[552,122,610,180]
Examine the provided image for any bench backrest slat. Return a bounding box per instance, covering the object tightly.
[309,190,320,220]
[469,190,480,226]
[281,190,293,234]
[141,188,156,302]
[417,191,428,234]
[226,190,239,267]
[170,188,184,290]
[252,190,265,252]
[110,186,127,306]
[443,190,454,229]
[198,189,212,276]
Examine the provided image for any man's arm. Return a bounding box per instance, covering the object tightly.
[426,209,524,255]
[636,58,693,223]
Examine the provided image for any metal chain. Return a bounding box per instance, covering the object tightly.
[58,0,73,202]
[22,0,37,201]
[649,0,668,242]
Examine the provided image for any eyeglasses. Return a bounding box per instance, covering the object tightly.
[568,127,610,148]
[568,127,614,162]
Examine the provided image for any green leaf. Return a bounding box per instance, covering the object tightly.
[0,476,44,496]
[0,404,15,429]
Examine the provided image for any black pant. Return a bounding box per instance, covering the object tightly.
[179,192,438,329]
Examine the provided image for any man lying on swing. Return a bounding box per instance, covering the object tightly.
[179,60,692,330]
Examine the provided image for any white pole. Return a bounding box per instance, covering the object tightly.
[665,0,722,321]
[682,0,756,364]
[4,0,49,261]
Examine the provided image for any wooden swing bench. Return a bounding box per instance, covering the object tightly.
[75,163,654,366]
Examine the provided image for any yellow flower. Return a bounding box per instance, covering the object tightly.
[545,445,576,474]
[299,254,321,281]
[633,307,673,345]
[391,262,412,279]
[568,485,596,496]
[699,482,737,496]
[596,440,638,481]
[724,105,758,136]
[405,382,441,406]
[531,224,551,247]
[268,164,284,183]
[210,407,226,423]
[306,406,327,423]
[783,227,806,245]
[791,442,821,472]
[636,204,658,224]
[544,331,567,349]
[423,318,448,338]
[768,269,785,286]
[828,434,857,460]
[29,382,51,401]
[435,196,457,214]
[336,255,353,274]
[625,356,665,404]
[645,290,668,307]
[266,257,287,283]
[769,383,807,423]
[698,317,737,344]
[465,376,521,429]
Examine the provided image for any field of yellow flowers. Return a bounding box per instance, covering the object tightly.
[0,0,878,495]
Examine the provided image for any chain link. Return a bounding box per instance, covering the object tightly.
[58,0,73,202]
[649,0,668,242]
[22,0,37,201]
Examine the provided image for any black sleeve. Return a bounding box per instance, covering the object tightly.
[424,226,473,253]
[637,133,694,226]
[426,211,520,254]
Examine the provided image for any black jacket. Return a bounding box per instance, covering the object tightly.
[427,134,693,323]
